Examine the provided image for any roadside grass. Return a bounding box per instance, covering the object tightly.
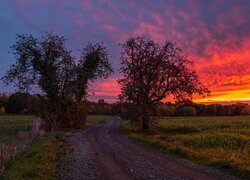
[120,116,250,179]
[0,115,36,175]
[1,115,109,179]
[1,132,70,180]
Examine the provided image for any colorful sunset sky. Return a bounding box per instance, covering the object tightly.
[0,0,250,104]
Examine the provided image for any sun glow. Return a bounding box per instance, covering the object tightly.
[194,89,250,104]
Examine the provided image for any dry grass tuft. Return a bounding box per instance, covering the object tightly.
[0,141,31,175]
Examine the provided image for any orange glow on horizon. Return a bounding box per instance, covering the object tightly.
[90,44,250,104]
[194,89,250,104]
[91,75,250,104]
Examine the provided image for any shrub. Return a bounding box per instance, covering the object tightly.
[241,106,250,115]
[157,104,175,117]
[120,104,139,122]
[175,106,196,116]
[0,107,5,114]
[39,99,88,131]
[60,101,88,129]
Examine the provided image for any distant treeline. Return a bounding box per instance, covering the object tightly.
[0,92,39,114]
[88,100,250,117]
[156,102,250,116]
[0,92,250,116]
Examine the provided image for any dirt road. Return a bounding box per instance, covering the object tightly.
[58,117,239,180]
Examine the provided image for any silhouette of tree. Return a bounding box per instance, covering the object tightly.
[75,43,113,102]
[157,103,175,117]
[4,92,39,114]
[241,106,250,115]
[118,37,209,130]
[175,106,196,116]
[2,32,113,131]
[0,93,8,109]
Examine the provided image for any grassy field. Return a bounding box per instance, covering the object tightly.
[0,115,35,143]
[0,115,36,175]
[120,116,250,178]
[86,115,109,127]
[1,115,109,179]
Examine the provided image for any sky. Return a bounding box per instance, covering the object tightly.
[0,0,250,104]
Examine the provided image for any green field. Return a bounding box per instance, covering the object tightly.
[0,115,109,143]
[0,116,35,143]
[1,115,109,179]
[120,116,250,178]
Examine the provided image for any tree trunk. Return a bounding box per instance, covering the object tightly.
[141,104,151,130]
[142,117,149,130]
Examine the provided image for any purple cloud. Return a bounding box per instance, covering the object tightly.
[1,0,250,102]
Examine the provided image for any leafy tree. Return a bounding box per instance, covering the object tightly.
[2,32,113,131]
[0,93,9,109]
[7,92,33,114]
[119,103,138,122]
[241,106,250,115]
[175,106,196,116]
[118,37,209,130]
[0,100,6,109]
[233,103,246,115]
[157,104,175,117]
[0,107,5,114]
[75,43,113,102]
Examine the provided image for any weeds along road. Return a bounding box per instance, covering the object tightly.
[58,117,239,180]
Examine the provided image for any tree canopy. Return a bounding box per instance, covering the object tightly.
[2,32,113,130]
[118,37,209,130]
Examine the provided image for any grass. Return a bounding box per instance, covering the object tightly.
[120,116,250,179]
[0,116,35,143]
[0,115,109,142]
[0,115,36,175]
[1,115,109,179]
[85,115,110,127]
[1,132,70,180]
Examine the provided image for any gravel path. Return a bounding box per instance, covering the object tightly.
[58,117,240,180]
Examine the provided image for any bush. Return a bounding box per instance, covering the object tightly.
[39,99,88,131]
[157,104,175,117]
[120,104,137,121]
[175,106,196,116]
[60,101,88,129]
[0,107,5,114]
[6,93,39,114]
[241,106,250,115]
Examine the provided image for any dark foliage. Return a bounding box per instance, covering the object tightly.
[75,43,114,102]
[0,93,9,109]
[6,92,39,114]
[2,33,113,131]
[118,37,209,130]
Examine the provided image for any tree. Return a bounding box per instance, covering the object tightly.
[157,103,175,117]
[241,105,250,115]
[7,92,32,114]
[118,37,209,130]
[0,107,5,114]
[2,32,113,131]
[175,106,196,116]
[75,44,113,102]
[0,93,9,110]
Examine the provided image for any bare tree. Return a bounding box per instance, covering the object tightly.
[118,37,209,130]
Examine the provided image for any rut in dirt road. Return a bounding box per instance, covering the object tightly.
[58,117,240,180]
